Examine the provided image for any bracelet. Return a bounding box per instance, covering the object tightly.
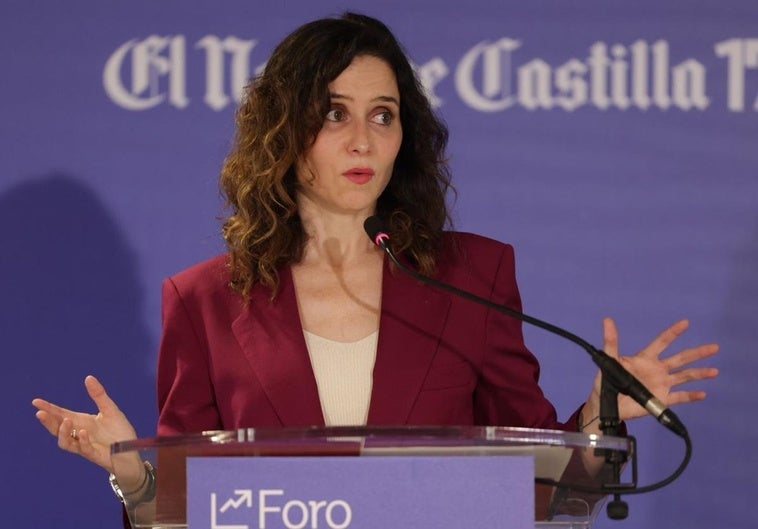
[109,460,156,504]
[580,414,600,431]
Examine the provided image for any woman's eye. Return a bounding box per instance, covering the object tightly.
[326,109,345,122]
[372,111,394,125]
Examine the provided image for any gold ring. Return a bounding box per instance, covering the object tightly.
[70,428,78,440]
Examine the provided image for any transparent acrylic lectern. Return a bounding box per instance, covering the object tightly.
[111,426,632,529]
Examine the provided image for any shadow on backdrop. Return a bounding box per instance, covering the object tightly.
[0,175,156,527]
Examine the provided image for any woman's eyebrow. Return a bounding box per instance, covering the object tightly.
[329,93,400,106]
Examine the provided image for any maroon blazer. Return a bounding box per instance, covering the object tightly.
[156,232,581,435]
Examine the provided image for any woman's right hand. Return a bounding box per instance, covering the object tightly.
[32,375,137,474]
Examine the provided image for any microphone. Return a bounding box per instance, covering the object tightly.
[363,215,687,439]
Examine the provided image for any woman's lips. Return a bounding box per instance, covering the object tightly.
[343,168,374,185]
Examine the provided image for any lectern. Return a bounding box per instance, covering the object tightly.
[112,426,632,529]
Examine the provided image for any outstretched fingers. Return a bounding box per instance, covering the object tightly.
[664,343,720,370]
[669,365,720,388]
[34,376,134,473]
[33,398,71,436]
[640,319,691,359]
[665,389,708,406]
[32,397,70,419]
[34,410,58,437]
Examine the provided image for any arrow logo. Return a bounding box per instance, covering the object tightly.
[211,490,253,529]
[220,490,253,512]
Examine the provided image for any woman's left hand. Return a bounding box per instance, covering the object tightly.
[588,318,719,423]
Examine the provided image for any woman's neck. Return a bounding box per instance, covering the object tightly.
[298,203,379,269]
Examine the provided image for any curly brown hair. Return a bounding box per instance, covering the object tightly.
[221,12,453,300]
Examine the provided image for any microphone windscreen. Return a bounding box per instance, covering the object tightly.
[363,215,386,242]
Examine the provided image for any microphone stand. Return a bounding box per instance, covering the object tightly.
[599,376,630,519]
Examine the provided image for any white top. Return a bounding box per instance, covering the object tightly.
[303,330,379,426]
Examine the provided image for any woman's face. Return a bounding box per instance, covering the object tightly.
[295,55,402,217]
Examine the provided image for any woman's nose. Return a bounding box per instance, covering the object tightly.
[347,120,371,154]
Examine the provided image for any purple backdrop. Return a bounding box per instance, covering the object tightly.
[2,1,754,528]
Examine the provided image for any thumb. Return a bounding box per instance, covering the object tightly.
[84,375,119,415]
[603,317,620,359]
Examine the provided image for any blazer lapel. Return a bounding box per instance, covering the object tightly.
[368,258,452,424]
[231,268,325,427]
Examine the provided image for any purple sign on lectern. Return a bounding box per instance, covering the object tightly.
[187,455,534,529]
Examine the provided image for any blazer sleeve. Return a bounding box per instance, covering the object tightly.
[474,243,582,431]
[156,278,222,435]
